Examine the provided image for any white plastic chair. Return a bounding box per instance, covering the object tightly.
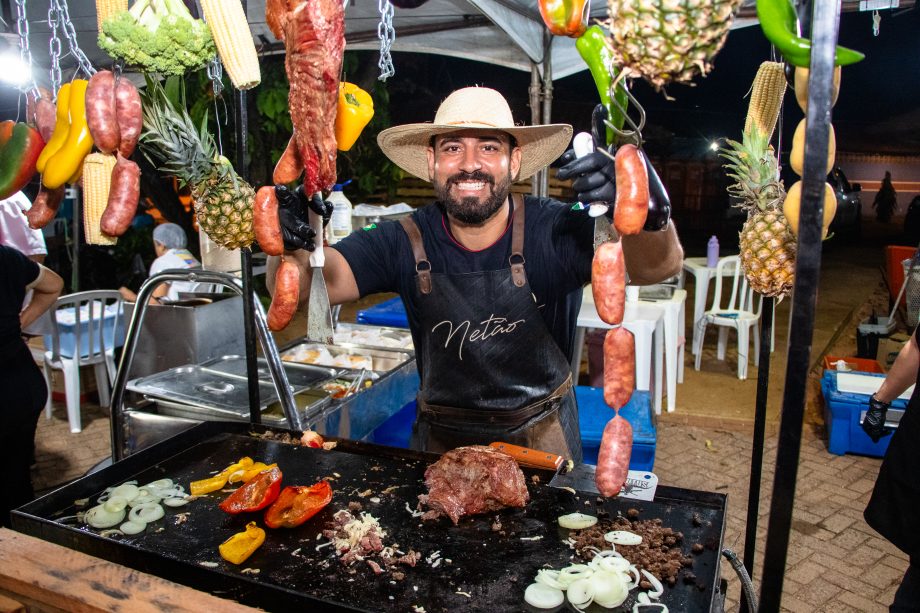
[42,290,126,433]
[692,256,762,380]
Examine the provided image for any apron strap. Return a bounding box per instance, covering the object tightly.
[399,216,432,295]
[510,193,527,288]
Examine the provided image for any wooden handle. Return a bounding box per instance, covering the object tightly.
[489,442,564,470]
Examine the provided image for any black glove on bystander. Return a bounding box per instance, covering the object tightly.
[862,395,892,443]
[275,185,335,251]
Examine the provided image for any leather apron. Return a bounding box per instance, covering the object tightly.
[401,194,582,462]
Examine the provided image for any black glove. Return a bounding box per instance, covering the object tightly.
[862,395,892,443]
[555,104,617,205]
[275,185,334,251]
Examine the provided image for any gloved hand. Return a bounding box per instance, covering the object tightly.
[275,185,334,251]
[555,104,617,205]
[862,395,892,443]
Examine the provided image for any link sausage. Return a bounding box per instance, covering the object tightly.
[595,414,633,497]
[613,144,649,236]
[273,134,303,185]
[26,186,65,230]
[254,186,284,256]
[592,240,625,325]
[101,154,140,237]
[28,88,55,142]
[268,257,300,331]
[603,326,635,410]
[114,77,142,159]
[86,70,120,154]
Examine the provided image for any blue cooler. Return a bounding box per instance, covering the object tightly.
[576,385,656,471]
[356,297,409,329]
[368,401,416,448]
[821,370,908,457]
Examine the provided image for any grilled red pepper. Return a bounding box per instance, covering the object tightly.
[0,121,45,200]
[538,0,589,38]
[219,467,282,514]
[264,481,333,529]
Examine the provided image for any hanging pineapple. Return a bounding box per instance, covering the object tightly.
[719,62,796,298]
[139,78,255,250]
[605,0,744,90]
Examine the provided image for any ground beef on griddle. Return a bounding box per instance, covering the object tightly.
[420,445,529,525]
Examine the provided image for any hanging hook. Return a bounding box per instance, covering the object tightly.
[872,10,881,36]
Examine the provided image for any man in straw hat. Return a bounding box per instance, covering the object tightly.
[268,86,682,461]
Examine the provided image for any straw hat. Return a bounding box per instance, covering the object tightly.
[377,87,573,182]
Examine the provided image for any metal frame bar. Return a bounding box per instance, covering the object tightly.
[758,0,840,609]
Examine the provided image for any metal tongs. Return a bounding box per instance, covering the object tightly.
[343,368,368,398]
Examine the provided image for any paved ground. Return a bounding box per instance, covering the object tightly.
[28,219,915,611]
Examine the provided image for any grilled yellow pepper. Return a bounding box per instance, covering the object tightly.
[190,456,254,496]
[42,79,94,189]
[335,82,374,152]
[36,83,72,173]
[228,462,278,484]
[219,521,265,565]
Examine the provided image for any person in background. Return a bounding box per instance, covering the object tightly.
[862,329,920,611]
[873,170,898,223]
[0,244,64,527]
[119,223,207,304]
[0,191,47,263]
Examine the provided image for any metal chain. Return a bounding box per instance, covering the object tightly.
[47,2,63,94]
[55,0,96,77]
[377,0,395,81]
[14,0,38,93]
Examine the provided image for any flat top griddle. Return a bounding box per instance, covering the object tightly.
[14,422,726,612]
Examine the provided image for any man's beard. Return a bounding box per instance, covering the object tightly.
[435,170,512,225]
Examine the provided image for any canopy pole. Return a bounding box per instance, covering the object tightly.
[529,63,545,198]
[758,0,837,608]
[539,30,553,198]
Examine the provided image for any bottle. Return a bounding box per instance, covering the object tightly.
[707,235,720,267]
[327,181,353,245]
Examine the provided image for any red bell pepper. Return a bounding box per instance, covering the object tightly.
[0,121,45,200]
[538,0,589,38]
[219,467,283,514]
[264,481,333,529]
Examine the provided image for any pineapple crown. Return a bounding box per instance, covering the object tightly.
[719,125,785,213]
[139,75,240,190]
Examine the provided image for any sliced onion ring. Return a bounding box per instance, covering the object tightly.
[604,530,643,546]
[566,577,595,610]
[590,570,629,609]
[143,479,174,490]
[524,582,564,609]
[128,503,165,524]
[119,520,147,535]
[109,483,140,502]
[558,512,598,530]
[84,504,126,529]
[162,496,190,508]
[103,496,128,513]
[640,569,664,599]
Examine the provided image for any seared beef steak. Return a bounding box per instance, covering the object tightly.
[420,445,529,524]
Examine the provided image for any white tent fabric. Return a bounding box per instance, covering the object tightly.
[11,0,761,85]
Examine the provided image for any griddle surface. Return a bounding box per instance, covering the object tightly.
[14,423,725,612]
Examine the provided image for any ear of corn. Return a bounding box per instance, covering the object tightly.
[82,153,118,245]
[200,0,261,90]
[744,61,786,143]
[95,0,127,33]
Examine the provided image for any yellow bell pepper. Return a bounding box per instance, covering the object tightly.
[190,456,254,496]
[36,83,72,173]
[228,462,279,485]
[335,82,374,152]
[42,79,94,189]
[219,521,265,565]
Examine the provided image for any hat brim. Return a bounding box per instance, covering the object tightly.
[377,123,573,183]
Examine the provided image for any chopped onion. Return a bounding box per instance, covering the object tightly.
[128,503,165,524]
[604,530,643,546]
[143,479,174,491]
[566,577,595,610]
[640,570,664,599]
[162,496,190,508]
[590,570,629,609]
[120,520,147,535]
[109,483,140,502]
[535,569,565,591]
[558,512,598,530]
[524,583,564,609]
[84,504,126,529]
[103,496,128,513]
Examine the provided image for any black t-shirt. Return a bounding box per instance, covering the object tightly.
[0,244,40,356]
[334,196,595,360]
